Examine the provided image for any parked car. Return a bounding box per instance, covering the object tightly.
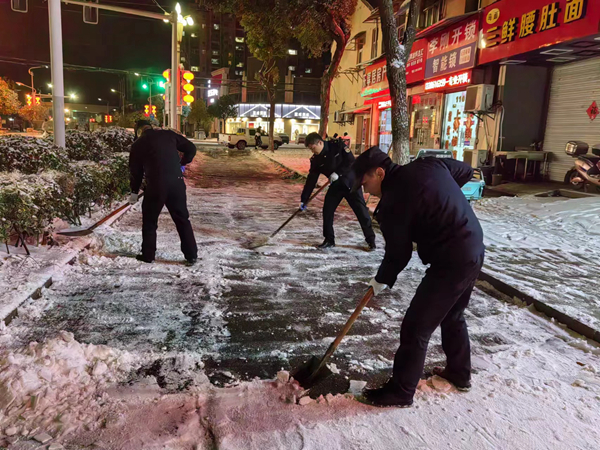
[2,115,24,132]
[297,133,307,145]
[219,127,284,150]
[278,133,289,145]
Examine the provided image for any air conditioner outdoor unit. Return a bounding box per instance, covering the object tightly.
[334,111,342,123]
[343,113,354,124]
[465,84,494,113]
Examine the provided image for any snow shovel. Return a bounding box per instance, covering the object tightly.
[57,193,144,237]
[292,287,374,389]
[246,181,330,249]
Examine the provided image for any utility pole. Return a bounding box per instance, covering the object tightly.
[49,0,66,147]
[171,11,178,130]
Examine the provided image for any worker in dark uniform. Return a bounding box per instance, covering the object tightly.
[301,132,376,250]
[129,120,198,265]
[351,147,485,407]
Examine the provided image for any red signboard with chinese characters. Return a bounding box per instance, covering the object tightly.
[406,39,427,84]
[424,71,472,92]
[425,17,479,79]
[362,39,427,97]
[362,59,387,97]
[479,0,600,65]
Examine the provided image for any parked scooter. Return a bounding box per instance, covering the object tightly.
[564,141,600,192]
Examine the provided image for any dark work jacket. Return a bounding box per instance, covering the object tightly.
[374,158,485,288]
[300,140,355,203]
[129,129,197,194]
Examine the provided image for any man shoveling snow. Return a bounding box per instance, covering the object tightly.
[352,147,485,407]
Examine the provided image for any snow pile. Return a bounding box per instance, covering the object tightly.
[0,331,134,439]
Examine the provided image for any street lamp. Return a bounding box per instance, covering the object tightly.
[16,81,37,96]
[111,89,125,116]
[69,93,77,100]
[28,65,48,99]
[99,97,109,114]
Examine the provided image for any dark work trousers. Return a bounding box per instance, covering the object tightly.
[322,180,375,244]
[141,177,198,261]
[391,252,484,402]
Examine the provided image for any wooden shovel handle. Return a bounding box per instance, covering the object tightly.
[269,181,330,239]
[312,287,374,378]
[89,192,145,231]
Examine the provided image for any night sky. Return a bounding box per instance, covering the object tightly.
[0,0,194,106]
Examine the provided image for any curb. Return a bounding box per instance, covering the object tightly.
[478,270,600,344]
[1,201,135,325]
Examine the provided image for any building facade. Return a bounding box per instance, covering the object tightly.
[328,0,600,183]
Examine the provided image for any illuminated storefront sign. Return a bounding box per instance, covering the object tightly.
[207,89,219,97]
[479,0,600,65]
[378,100,392,109]
[424,71,472,92]
[425,17,478,79]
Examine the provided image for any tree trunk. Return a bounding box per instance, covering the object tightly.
[269,94,275,152]
[379,0,421,165]
[319,20,350,138]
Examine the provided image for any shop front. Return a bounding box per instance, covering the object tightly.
[226,103,321,140]
[360,38,428,154]
[421,15,480,161]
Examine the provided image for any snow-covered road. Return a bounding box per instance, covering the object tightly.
[1,150,599,449]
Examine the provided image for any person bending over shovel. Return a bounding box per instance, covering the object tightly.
[301,132,376,250]
[128,120,198,265]
[352,146,485,407]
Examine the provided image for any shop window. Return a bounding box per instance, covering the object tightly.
[288,66,296,71]
[211,58,219,65]
[214,23,220,30]
[371,28,379,59]
[356,34,366,64]
[288,49,298,55]
[305,68,312,74]
[235,37,244,43]
[191,66,200,72]
[212,50,219,55]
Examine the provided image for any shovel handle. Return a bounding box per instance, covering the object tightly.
[269,181,330,239]
[311,287,374,379]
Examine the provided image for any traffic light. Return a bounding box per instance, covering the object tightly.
[104,115,113,123]
[35,96,40,105]
[144,105,150,117]
[151,105,157,116]
[142,83,148,90]
[26,94,32,106]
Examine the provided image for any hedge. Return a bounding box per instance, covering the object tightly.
[0,131,133,246]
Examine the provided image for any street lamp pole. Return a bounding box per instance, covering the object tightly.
[171,11,178,130]
[48,0,66,147]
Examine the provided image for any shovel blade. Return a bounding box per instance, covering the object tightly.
[245,236,269,250]
[292,356,333,389]
[56,227,93,237]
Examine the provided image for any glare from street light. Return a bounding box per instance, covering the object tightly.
[98,98,102,101]
[186,16,194,26]
[48,83,53,88]
[65,109,69,113]
[70,93,77,100]
[175,3,181,13]
[16,82,24,86]
[111,89,116,93]
[134,73,140,76]
[142,84,148,90]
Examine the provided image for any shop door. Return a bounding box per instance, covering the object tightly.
[543,58,600,182]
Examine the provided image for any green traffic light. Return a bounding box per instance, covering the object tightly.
[142,84,148,90]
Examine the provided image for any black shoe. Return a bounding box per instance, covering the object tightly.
[367,240,376,251]
[317,240,335,249]
[432,367,471,391]
[135,255,154,263]
[185,258,197,266]
[362,381,413,408]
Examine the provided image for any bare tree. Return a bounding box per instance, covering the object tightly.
[379,0,422,165]
[292,0,358,138]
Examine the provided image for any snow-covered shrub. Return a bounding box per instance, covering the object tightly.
[94,127,134,153]
[65,130,110,162]
[0,172,72,240]
[0,136,69,174]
